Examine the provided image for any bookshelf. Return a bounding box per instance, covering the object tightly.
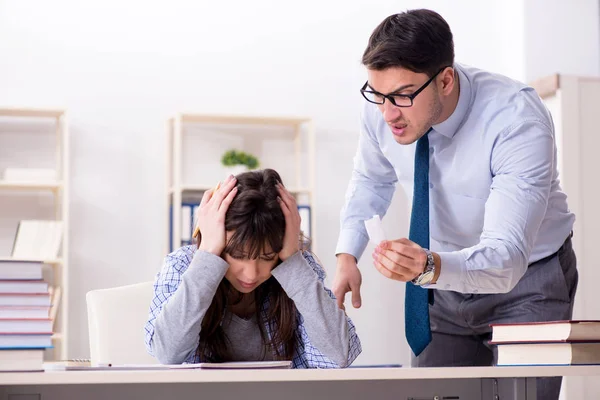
[0,181,63,191]
[166,113,316,255]
[0,257,63,265]
[0,108,69,360]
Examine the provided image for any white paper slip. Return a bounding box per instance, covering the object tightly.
[364,215,387,245]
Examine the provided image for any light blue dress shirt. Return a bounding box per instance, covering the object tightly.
[336,63,575,294]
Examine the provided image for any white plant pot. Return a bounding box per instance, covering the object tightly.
[223,165,249,178]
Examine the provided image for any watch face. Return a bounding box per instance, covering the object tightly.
[417,270,434,285]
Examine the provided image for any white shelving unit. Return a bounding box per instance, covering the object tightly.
[166,113,316,255]
[0,107,69,360]
[530,74,600,400]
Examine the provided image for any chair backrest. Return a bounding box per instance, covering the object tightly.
[86,281,158,365]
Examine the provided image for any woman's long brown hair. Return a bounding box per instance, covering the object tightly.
[194,169,298,362]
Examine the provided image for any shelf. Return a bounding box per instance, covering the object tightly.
[177,114,310,126]
[0,106,69,362]
[0,181,63,191]
[173,184,211,192]
[0,108,65,118]
[171,185,313,196]
[0,257,63,265]
[167,112,316,255]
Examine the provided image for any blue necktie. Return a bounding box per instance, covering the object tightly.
[405,129,433,357]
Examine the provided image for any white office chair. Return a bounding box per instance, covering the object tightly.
[86,281,159,365]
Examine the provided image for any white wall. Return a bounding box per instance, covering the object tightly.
[0,0,537,363]
[524,0,600,82]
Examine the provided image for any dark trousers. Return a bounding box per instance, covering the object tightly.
[413,235,578,400]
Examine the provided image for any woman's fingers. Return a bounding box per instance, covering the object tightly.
[199,188,214,208]
[276,183,298,214]
[277,183,295,203]
[218,185,238,213]
[278,194,291,216]
[210,175,237,209]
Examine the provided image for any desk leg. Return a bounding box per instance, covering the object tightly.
[482,377,537,399]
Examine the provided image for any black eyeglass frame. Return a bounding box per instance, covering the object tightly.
[360,66,450,107]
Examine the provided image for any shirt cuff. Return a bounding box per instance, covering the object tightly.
[425,250,466,292]
[335,228,370,261]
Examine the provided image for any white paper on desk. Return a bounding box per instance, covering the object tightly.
[44,361,292,371]
[43,363,168,371]
[364,215,387,245]
[183,361,292,370]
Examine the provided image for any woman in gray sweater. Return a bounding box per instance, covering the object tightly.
[144,169,361,368]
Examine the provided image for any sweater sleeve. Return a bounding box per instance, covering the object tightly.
[145,249,229,364]
[271,251,362,367]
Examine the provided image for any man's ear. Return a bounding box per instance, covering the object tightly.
[440,67,455,94]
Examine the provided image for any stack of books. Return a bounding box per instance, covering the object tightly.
[491,320,600,366]
[0,260,53,371]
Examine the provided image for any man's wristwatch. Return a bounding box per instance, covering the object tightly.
[412,249,436,286]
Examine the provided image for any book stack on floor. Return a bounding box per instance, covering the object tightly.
[491,320,600,366]
[0,260,53,371]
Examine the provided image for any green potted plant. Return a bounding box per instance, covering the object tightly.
[221,149,259,176]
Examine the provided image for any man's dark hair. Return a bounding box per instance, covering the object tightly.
[362,9,454,77]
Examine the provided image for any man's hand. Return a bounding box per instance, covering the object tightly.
[372,238,440,283]
[332,253,362,310]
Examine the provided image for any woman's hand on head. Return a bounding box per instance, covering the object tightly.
[197,175,237,256]
[277,182,301,262]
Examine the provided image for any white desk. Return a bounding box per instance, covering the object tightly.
[1,365,599,400]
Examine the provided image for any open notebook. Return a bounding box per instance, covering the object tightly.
[43,360,292,371]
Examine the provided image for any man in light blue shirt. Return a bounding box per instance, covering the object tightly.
[333,10,576,400]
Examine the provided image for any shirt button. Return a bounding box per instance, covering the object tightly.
[445,284,451,289]
[473,289,478,294]
[429,183,434,189]
[429,147,434,154]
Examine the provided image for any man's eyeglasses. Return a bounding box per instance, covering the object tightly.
[360,66,449,108]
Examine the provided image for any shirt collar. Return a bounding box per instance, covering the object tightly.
[431,63,471,139]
